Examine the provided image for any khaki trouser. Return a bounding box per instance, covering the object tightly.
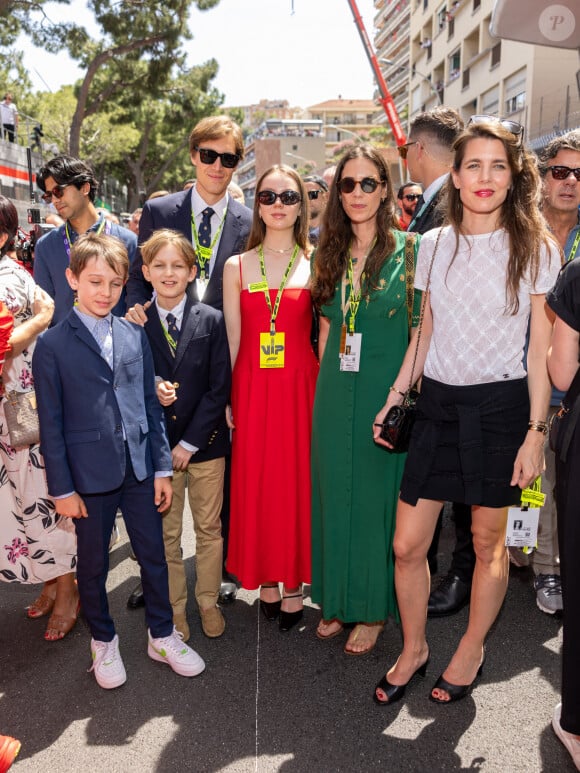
[163,457,225,613]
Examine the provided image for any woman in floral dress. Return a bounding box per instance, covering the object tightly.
[0,196,78,640]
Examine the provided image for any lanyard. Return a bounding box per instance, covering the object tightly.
[62,218,109,261]
[161,321,177,355]
[257,243,300,335]
[567,228,580,262]
[191,207,227,277]
[340,242,374,334]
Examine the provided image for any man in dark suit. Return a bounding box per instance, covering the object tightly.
[125,115,252,607]
[399,107,475,618]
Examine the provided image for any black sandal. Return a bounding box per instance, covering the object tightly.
[259,584,281,622]
[429,655,485,704]
[279,592,303,632]
[374,653,430,706]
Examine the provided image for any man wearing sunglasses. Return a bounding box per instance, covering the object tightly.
[125,115,252,609]
[507,130,580,616]
[126,115,252,313]
[302,174,329,246]
[34,155,137,325]
[396,182,422,231]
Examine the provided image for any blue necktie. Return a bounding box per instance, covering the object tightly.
[199,207,214,248]
[166,312,180,343]
[94,318,113,368]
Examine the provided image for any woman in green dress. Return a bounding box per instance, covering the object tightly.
[310,144,420,654]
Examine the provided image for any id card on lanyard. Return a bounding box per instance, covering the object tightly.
[339,250,365,372]
[257,244,300,369]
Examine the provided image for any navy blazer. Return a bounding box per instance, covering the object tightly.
[126,190,252,311]
[32,310,172,498]
[145,298,231,461]
[412,181,447,235]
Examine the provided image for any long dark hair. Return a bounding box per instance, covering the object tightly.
[311,144,398,308]
[447,121,555,313]
[246,165,310,253]
[0,196,18,256]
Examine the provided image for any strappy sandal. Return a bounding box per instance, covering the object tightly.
[344,622,384,656]
[26,592,56,619]
[44,600,81,642]
[316,618,344,640]
[279,592,304,632]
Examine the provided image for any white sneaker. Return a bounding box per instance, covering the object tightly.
[147,627,205,677]
[89,635,127,689]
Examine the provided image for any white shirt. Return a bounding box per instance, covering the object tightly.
[415,226,561,386]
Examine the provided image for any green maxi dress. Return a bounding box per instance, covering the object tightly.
[311,229,421,623]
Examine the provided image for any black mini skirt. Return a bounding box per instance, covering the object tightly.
[399,376,529,508]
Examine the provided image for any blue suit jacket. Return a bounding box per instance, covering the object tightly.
[126,190,252,311]
[32,310,172,497]
[145,298,231,461]
[34,222,137,324]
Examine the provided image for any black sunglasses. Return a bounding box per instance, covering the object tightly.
[467,115,525,146]
[40,183,71,203]
[257,189,302,206]
[194,146,240,169]
[545,165,580,181]
[397,141,419,161]
[307,189,325,200]
[402,193,421,202]
[337,177,383,194]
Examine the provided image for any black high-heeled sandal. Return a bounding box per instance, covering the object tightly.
[259,584,281,622]
[279,592,303,632]
[373,652,430,706]
[429,653,485,704]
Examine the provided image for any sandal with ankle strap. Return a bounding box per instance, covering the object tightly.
[259,584,281,622]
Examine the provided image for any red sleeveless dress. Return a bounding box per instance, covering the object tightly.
[227,278,319,589]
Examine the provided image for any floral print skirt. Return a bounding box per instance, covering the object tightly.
[0,399,77,584]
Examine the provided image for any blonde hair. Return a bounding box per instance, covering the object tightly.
[140,229,197,269]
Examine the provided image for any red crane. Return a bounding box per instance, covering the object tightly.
[346,0,407,146]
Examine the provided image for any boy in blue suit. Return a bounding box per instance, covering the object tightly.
[32,233,205,689]
[139,229,231,642]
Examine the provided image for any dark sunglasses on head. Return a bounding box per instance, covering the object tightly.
[397,141,419,161]
[40,183,71,203]
[467,115,525,146]
[257,189,302,206]
[307,189,325,200]
[545,165,580,181]
[403,193,421,202]
[194,146,240,169]
[337,177,383,194]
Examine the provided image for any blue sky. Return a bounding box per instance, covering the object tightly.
[20,0,378,108]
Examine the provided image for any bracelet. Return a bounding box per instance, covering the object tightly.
[528,420,548,435]
[389,386,406,397]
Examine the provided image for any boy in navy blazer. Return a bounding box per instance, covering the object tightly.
[32,233,205,689]
[139,229,231,642]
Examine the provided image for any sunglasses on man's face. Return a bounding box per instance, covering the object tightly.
[257,189,302,206]
[194,146,240,169]
[337,177,383,195]
[397,141,419,161]
[545,165,580,182]
[307,189,326,200]
[467,115,525,146]
[40,183,71,203]
[402,193,421,202]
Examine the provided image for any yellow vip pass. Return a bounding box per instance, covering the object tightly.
[260,332,285,368]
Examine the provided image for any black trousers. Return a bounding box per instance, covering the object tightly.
[555,430,580,735]
[427,502,475,582]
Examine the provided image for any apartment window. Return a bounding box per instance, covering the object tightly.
[449,49,461,81]
[437,4,447,32]
[411,85,422,114]
[473,0,481,9]
[423,0,429,9]
[448,16,455,38]
[505,69,526,114]
[482,86,499,116]
[462,68,470,89]
[491,41,501,68]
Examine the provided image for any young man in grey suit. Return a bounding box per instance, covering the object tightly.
[125,115,252,608]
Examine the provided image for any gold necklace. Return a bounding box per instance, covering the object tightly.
[262,243,295,254]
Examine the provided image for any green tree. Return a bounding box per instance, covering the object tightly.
[4,0,220,153]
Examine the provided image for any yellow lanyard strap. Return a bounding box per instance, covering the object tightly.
[258,244,300,336]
